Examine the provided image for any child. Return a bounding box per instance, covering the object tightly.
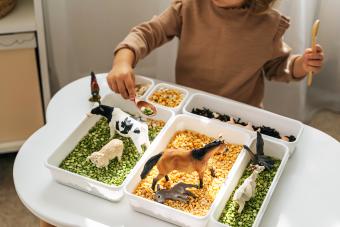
[107,0,324,107]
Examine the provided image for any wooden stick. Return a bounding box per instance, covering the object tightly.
[307,20,320,87]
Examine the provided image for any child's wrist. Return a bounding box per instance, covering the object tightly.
[292,56,307,79]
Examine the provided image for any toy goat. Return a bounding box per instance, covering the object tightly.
[141,137,226,190]
[233,165,265,213]
[154,182,198,203]
[244,132,275,170]
[90,105,150,154]
[87,139,124,169]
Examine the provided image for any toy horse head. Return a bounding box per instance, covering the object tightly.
[90,105,114,122]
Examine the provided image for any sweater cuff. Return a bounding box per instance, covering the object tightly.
[290,55,305,81]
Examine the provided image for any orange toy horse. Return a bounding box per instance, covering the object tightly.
[140,137,226,190]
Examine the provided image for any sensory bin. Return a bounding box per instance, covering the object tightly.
[218,160,281,227]
[135,83,150,97]
[148,87,184,108]
[191,107,296,142]
[133,130,243,216]
[59,118,164,186]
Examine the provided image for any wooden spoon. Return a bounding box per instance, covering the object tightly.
[307,19,320,87]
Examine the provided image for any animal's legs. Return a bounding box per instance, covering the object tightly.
[237,201,245,213]
[184,190,196,198]
[198,171,205,188]
[152,174,165,191]
[131,136,143,154]
[175,194,188,203]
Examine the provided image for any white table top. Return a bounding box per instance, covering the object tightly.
[13,74,340,227]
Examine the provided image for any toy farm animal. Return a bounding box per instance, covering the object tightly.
[233,165,265,213]
[141,137,226,190]
[244,132,275,170]
[89,71,101,104]
[87,139,124,169]
[90,105,150,154]
[154,182,198,203]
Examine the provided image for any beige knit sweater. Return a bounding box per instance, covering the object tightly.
[115,0,301,107]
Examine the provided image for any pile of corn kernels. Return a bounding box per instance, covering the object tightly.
[133,130,243,216]
[148,88,184,108]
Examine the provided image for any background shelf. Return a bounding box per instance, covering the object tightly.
[0,0,36,34]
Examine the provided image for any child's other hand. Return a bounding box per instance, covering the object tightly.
[302,44,324,74]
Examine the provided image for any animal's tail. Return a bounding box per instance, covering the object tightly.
[140,152,163,179]
[243,145,255,161]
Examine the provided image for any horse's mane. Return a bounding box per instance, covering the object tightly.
[191,140,223,160]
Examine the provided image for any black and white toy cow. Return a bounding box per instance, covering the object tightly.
[90,105,150,154]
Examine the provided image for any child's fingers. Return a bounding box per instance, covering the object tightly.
[117,79,129,99]
[307,60,323,67]
[107,74,118,93]
[124,75,136,100]
[304,65,321,73]
[315,44,323,52]
[305,53,324,61]
[111,80,119,94]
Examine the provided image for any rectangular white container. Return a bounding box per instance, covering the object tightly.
[124,114,253,227]
[183,93,304,156]
[146,82,189,113]
[135,75,155,100]
[45,93,174,202]
[209,137,290,227]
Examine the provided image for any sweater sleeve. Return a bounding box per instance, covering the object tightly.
[114,0,183,67]
[263,15,302,82]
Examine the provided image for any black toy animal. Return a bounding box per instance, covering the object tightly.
[243,132,275,170]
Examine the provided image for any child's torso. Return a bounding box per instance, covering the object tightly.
[175,0,281,106]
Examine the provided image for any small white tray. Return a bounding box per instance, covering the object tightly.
[124,114,253,227]
[135,75,155,100]
[146,83,189,113]
[209,137,289,227]
[45,93,174,202]
[183,93,304,156]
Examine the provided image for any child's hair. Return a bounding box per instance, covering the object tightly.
[245,0,278,14]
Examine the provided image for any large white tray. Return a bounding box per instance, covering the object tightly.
[124,114,253,227]
[45,93,174,202]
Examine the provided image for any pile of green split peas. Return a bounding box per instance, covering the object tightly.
[59,118,163,186]
[218,160,281,227]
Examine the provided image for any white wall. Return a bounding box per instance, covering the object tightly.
[44,0,177,94]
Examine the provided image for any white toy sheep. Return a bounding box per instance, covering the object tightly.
[90,105,150,154]
[233,165,265,213]
[87,139,124,169]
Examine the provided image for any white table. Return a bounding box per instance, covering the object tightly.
[14,74,340,227]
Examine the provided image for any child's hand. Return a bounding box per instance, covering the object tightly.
[107,48,136,100]
[302,44,324,74]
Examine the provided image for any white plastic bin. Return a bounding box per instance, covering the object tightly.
[209,137,289,227]
[124,114,253,227]
[45,93,174,202]
[146,83,189,113]
[135,75,155,100]
[183,93,303,155]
